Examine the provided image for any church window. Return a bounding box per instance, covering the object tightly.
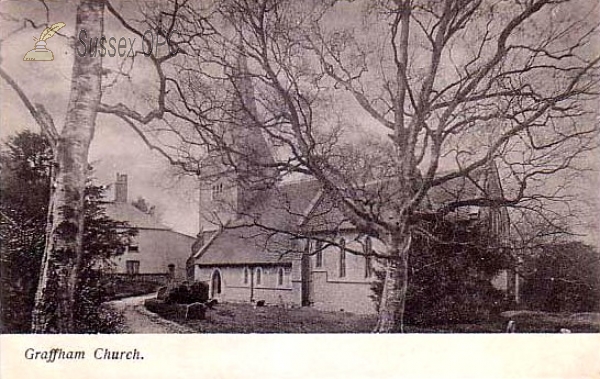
[339,238,346,278]
[278,268,284,286]
[243,267,249,285]
[255,267,262,286]
[211,182,224,200]
[364,237,372,278]
[315,240,323,268]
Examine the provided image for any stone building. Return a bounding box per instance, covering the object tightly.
[186,46,515,314]
[105,173,195,280]
[189,171,512,314]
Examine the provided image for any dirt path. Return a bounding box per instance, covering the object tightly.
[107,293,194,334]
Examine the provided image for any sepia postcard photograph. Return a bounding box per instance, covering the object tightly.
[1,0,599,378]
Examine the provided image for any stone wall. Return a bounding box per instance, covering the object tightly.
[305,233,382,314]
[194,265,300,306]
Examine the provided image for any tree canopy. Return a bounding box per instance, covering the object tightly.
[0,130,135,333]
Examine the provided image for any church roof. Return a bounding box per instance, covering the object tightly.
[301,166,503,233]
[193,155,502,266]
[193,225,297,266]
[193,164,506,266]
[193,179,322,266]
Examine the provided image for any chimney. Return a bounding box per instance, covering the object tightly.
[115,173,128,203]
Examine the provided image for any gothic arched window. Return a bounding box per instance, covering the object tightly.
[315,240,323,268]
[364,237,372,278]
[339,238,346,278]
[255,267,263,286]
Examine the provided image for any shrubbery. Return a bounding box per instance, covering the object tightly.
[144,281,210,321]
[0,131,134,333]
[164,281,209,304]
[371,217,509,326]
[520,242,600,312]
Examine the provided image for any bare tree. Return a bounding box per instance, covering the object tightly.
[5,0,596,333]
[141,0,599,332]
[1,0,106,332]
[0,0,194,332]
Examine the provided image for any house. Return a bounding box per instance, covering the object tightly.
[104,173,195,281]
[186,47,517,314]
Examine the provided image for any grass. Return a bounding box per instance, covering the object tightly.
[180,303,378,333]
[146,301,600,333]
[499,310,600,333]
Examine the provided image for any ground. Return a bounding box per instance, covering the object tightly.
[108,294,600,333]
[106,294,193,333]
[184,303,378,333]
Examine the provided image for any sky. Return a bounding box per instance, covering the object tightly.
[1,0,599,245]
[0,0,200,236]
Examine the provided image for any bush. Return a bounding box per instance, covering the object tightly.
[144,299,206,320]
[145,299,179,317]
[74,269,125,333]
[521,242,600,312]
[165,281,209,304]
[106,276,163,300]
[371,218,509,326]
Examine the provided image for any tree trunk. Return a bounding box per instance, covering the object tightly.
[31,0,104,333]
[374,233,411,333]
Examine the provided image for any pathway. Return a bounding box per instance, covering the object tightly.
[106,293,194,333]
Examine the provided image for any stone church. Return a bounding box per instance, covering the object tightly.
[186,49,515,315]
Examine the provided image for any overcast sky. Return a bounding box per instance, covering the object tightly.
[1,0,598,244]
[0,0,201,236]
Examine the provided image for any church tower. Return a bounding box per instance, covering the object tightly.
[197,34,277,232]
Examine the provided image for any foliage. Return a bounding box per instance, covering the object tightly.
[107,0,599,332]
[371,217,509,325]
[0,130,134,333]
[108,276,164,300]
[144,298,207,320]
[73,269,125,333]
[520,242,600,312]
[165,281,210,304]
[0,131,51,332]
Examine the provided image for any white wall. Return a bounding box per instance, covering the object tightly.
[112,229,195,279]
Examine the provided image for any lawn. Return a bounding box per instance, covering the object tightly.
[180,303,378,333]
[147,301,600,333]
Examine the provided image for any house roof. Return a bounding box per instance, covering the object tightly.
[103,201,171,230]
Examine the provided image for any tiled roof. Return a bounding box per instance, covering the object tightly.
[194,225,298,266]
[424,168,486,208]
[194,164,505,265]
[302,167,499,233]
[103,202,171,230]
[194,179,322,266]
